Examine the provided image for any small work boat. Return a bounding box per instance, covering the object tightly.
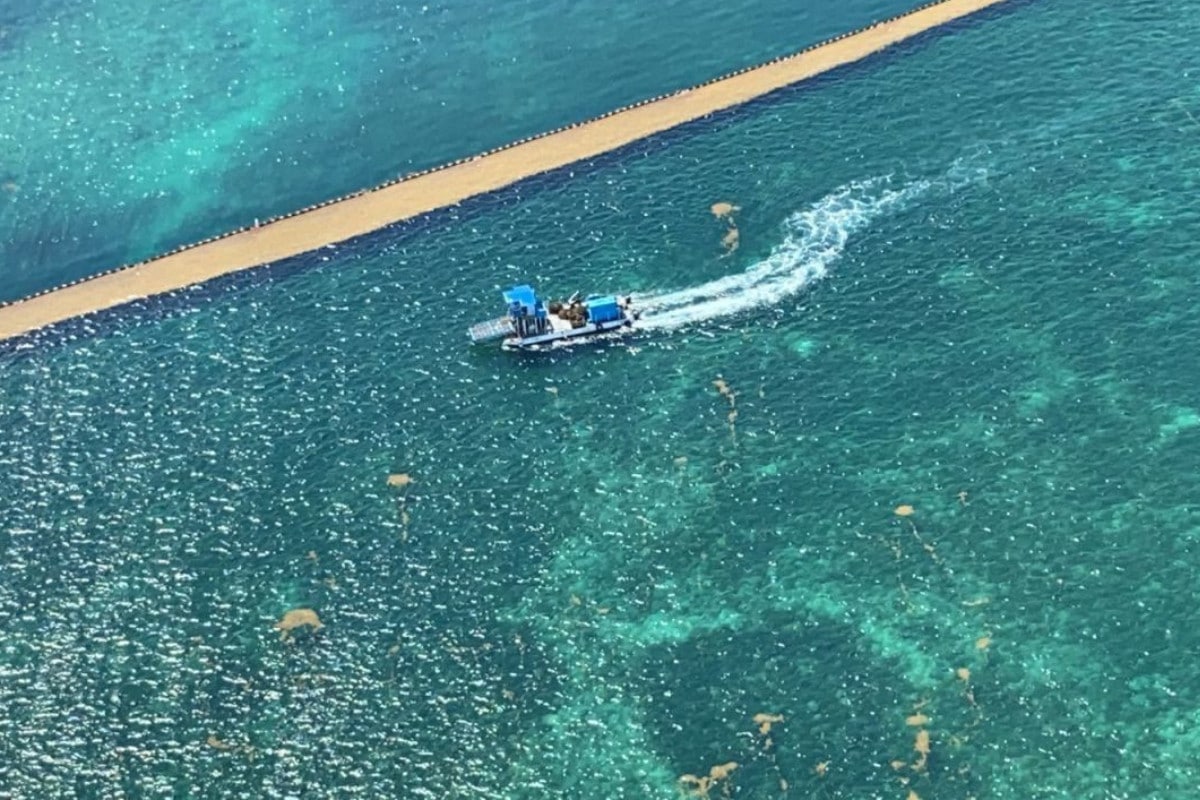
[469,284,637,349]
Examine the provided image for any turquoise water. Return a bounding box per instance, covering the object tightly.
[6,0,1200,796]
[0,0,913,302]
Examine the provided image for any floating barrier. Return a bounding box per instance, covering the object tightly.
[0,0,1010,343]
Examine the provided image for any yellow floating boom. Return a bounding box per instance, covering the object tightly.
[0,0,1010,343]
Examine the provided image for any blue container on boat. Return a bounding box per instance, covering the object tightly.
[503,285,540,317]
[585,295,621,323]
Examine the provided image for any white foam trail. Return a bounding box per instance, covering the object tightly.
[634,175,930,330]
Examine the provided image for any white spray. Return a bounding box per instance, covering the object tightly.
[633,175,932,330]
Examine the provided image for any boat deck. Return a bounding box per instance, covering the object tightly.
[548,314,577,333]
[468,317,514,343]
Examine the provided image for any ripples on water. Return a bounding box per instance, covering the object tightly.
[0,0,918,302]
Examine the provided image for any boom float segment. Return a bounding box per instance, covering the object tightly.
[0,0,1009,342]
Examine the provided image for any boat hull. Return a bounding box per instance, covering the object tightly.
[501,316,633,349]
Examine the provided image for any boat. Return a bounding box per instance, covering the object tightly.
[468,284,637,349]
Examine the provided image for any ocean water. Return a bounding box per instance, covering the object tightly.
[5,0,1200,797]
[0,0,914,302]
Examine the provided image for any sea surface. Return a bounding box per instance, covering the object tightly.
[4,0,1200,797]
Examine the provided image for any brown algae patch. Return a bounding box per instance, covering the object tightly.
[679,762,739,798]
[205,734,256,758]
[713,375,739,440]
[753,711,785,736]
[712,201,740,255]
[912,729,931,771]
[274,608,324,641]
[753,712,785,750]
[710,201,740,219]
[720,226,740,255]
[388,472,416,539]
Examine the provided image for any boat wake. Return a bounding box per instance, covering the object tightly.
[633,174,936,330]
